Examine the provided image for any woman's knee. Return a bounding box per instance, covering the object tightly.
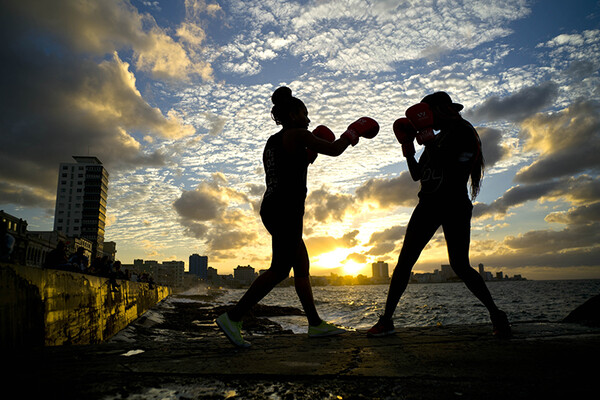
[265,265,292,283]
[450,263,476,280]
[391,261,412,280]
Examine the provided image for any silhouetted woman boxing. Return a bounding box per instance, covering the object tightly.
[368,91,511,338]
[217,86,379,347]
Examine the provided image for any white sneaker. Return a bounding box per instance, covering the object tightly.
[216,313,251,348]
[308,320,347,337]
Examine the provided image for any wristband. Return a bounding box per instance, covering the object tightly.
[341,130,359,146]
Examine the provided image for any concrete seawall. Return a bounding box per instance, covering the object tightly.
[7,292,599,400]
[0,263,170,348]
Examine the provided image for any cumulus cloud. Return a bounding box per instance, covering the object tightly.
[539,30,600,66]
[474,99,600,221]
[184,0,222,19]
[475,208,600,269]
[516,99,600,183]
[305,187,355,223]
[173,173,258,255]
[304,230,360,257]
[355,172,419,208]
[217,0,531,75]
[366,225,407,256]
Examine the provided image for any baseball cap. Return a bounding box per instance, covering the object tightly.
[421,91,464,111]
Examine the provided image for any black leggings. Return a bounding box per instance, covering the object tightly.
[227,205,320,324]
[400,197,473,270]
[384,197,499,318]
[260,206,309,279]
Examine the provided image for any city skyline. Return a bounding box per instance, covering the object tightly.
[1,1,599,280]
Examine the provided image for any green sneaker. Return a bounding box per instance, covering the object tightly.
[216,313,251,348]
[308,320,347,338]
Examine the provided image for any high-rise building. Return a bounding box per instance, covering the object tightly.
[53,156,108,258]
[234,265,256,285]
[161,260,185,287]
[371,261,389,281]
[189,254,208,279]
[441,264,458,281]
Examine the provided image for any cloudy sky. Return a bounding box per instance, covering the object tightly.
[1,0,599,280]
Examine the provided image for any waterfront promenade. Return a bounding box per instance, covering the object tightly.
[7,292,599,400]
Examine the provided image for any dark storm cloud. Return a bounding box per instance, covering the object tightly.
[504,222,600,253]
[467,81,559,122]
[473,180,562,219]
[0,0,196,208]
[478,127,510,168]
[545,202,600,225]
[0,182,55,210]
[473,175,600,220]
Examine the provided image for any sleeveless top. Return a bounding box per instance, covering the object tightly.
[416,119,481,202]
[261,130,308,214]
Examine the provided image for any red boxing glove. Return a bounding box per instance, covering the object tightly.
[341,117,379,146]
[393,118,417,157]
[405,103,435,144]
[307,125,336,164]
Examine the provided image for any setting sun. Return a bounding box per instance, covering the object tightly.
[341,260,365,276]
[314,248,350,271]
[313,248,368,277]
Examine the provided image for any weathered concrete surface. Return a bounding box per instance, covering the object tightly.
[1,263,170,347]
[6,293,599,400]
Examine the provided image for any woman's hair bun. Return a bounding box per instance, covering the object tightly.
[271,86,293,105]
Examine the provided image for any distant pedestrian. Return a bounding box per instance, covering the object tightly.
[113,261,127,279]
[68,246,89,272]
[44,241,70,270]
[0,221,15,262]
[368,92,511,338]
[216,86,379,347]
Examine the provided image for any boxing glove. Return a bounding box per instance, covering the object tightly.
[393,118,417,157]
[405,103,435,144]
[307,125,336,164]
[341,117,379,146]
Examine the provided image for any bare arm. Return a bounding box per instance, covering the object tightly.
[407,154,422,181]
[285,128,352,157]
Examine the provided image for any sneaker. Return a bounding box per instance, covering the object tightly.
[367,316,395,337]
[216,313,251,348]
[491,310,512,339]
[308,320,346,337]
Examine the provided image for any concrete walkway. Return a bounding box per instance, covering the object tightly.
[8,296,599,400]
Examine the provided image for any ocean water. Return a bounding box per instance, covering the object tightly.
[212,280,600,333]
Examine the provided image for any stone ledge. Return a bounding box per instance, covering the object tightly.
[6,293,599,400]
